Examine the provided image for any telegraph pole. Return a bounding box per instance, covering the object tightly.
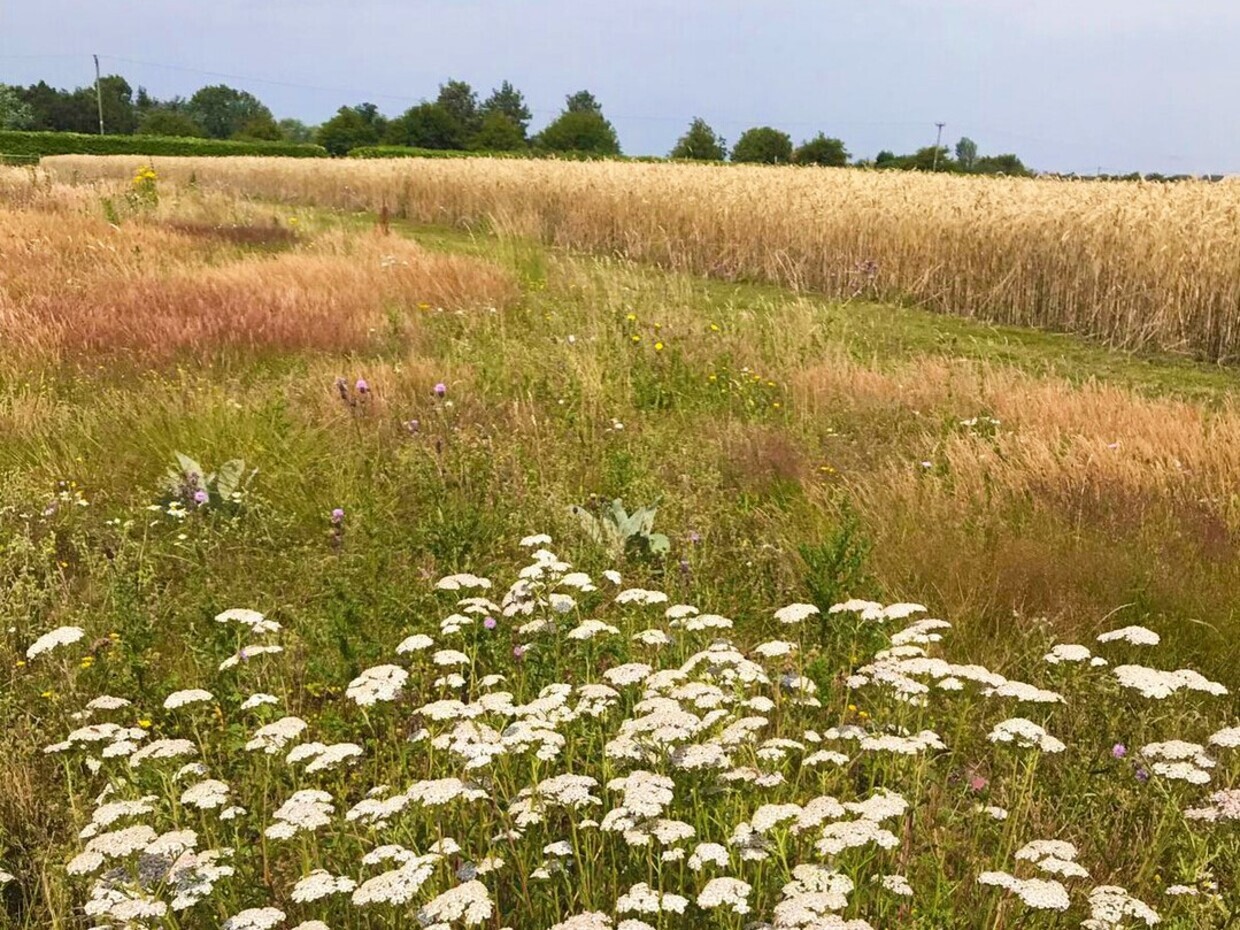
[94,54,105,135]
[932,122,946,171]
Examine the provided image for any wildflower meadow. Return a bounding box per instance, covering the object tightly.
[1,162,1238,929]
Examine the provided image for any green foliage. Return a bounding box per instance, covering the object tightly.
[570,498,670,560]
[565,89,603,114]
[469,112,527,151]
[136,109,205,138]
[955,136,978,171]
[974,153,1033,177]
[669,117,727,161]
[0,83,34,131]
[277,118,315,143]
[536,109,621,156]
[233,112,282,141]
[315,104,385,155]
[186,84,274,140]
[794,132,850,167]
[0,129,326,158]
[731,126,794,164]
[436,79,481,136]
[161,451,251,513]
[385,102,466,150]
[479,80,532,137]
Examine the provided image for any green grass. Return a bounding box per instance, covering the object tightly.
[1,189,1238,928]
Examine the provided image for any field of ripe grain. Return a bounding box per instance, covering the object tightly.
[47,154,1240,362]
[2,165,1239,930]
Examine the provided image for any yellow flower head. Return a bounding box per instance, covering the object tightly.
[654,341,665,351]
[138,718,152,729]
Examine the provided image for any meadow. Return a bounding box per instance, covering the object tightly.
[1,160,1238,929]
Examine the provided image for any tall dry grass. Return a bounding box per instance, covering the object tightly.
[0,171,517,366]
[47,154,1240,361]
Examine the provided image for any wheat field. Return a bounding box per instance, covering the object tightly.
[46,155,1240,362]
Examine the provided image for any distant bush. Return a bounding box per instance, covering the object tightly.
[731,127,794,164]
[348,145,665,163]
[0,130,327,160]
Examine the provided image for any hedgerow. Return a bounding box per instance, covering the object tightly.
[0,130,327,160]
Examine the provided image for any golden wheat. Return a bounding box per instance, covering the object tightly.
[45,154,1240,362]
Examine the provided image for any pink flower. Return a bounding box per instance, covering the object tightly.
[483,617,497,630]
[1112,743,1127,759]
[433,382,447,397]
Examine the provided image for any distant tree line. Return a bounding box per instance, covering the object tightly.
[0,72,1038,173]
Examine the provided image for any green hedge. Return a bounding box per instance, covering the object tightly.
[0,130,327,160]
[348,145,667,164]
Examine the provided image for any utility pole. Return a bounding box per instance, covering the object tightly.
[94,54,105,135]
[932,122,946,171]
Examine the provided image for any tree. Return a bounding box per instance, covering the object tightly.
[974,153,1031,177]
[0,84,34,130]
[470,111,526,151]
[278,118,315,143]
[187,85,274,139]
[794,133,849,167]
[565,90,602,114]
[316,104,383,155]
[875,150,896,167]
[731,126,793,164]
[137,109,206,138]
[385,102,465,150]
[436,80,480,136]
[669,117,727,161]
[480,81,531,137]
[234,112,282,141]
[536,109,620,155]
[955,136,978,171]
[911,146,953,171]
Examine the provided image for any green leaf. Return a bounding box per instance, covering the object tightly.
[215,459,246,502]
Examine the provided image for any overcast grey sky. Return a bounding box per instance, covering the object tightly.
[3,1,1238,174]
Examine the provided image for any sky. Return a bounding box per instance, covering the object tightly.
[3,0,1238,175]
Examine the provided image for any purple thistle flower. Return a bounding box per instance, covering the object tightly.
[405,419,421,434]
[687,530,701,545]
[483,616,497,631]
[193,489,209,506]
[433,382,447,398]
[513,645,526,659]
[355,378,370,394]
[1112,743,1128,759]
[1135,767,1150,783]
[330,508,345,525]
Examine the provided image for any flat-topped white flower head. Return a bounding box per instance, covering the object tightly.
[222,907,286,930]
[164,689,213,710]
[26,626,85,659]
[987,718,1066,753]
[774,603,819,624]
[214,609,281,635]
[347,665,408,706]
[436,573,492,591]
[697,877,752,915]
[1097,625,1160,646]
